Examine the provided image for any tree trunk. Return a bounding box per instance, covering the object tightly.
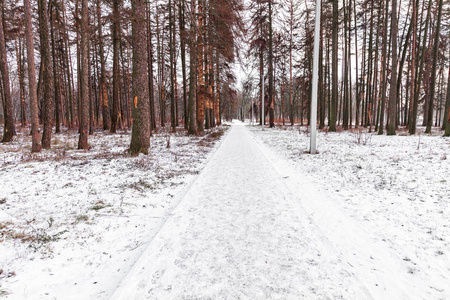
[97,0,111,130]
[330,0,338,132]
[16,39,27,127]
[187,0,197,135]
[169,0,176,132]
[111,0,121,133]
[179,0,188,129]
[24,0,41,151]
[289,0,294,126]
[196,0,205,133]
[39,0,54,148]
[387,0,398,135]
[409,0,431,134]
[78,0,89,149]
[425,0,443,133]
[146,2,156,132]
[378,0,390,135]
[268,0,274,128]
[50,2,61,134]
[442,57,450,132]
[0,4,15,142]
[353,0,359,128]
[215,47,221,126]
[129,0,151,155]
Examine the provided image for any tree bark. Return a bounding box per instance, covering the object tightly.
[111,0,121,133]
[129,0,151,155]
[268,0,274,128]
[78,0,89,149]
[188,0,197,135]
[97,0,111,130]
[409,0,431,134]
[179,0,188,129]
[24,0,41,151]
[378,0,390,135]
[169,0,176,132]
[146,2,156,132]
[442,55,450,132]
[330,0,338,131]
[38,0,54,148]
[196,0,205,133]
[387,0,398,135]
[16,39,27,127]
[425,0,443,133]
[0,4,16,142]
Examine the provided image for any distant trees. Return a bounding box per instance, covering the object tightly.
[0,0,243,152]
[241,0,450,136]
[0,0,449,149]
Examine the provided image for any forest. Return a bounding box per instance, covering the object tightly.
[0,0,449,153]
[1,0,450,298]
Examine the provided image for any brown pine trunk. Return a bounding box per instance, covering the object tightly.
[410,0,431,134]
[61,0,74,128]
[425,0,443,133]
[0,4,15,142]
[387,0,398,135]
[215,48,221,126]
[444,67,450,136]
[353,0,359,128]
[188,0,197,134]
[129,0,150,155]
[330,0,338,131]
[169,0,176,132]
[179,0,188,129]
[196,0,205,133]
[146,3,156,132]
[97,0,111,130]
[378,0,390,135]
[289,0,294,126]
[39,0,54,148]
[78,0,89,149]
[111,0,120,133]
[442,55,450,132]
[50,4,61,134]
[16,39,27,127]
[268,0,274,128]
[24,0,41,151]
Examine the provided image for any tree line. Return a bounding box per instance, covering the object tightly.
[1,0,450,156]
[242,0,450,136]
[0,0,243,154]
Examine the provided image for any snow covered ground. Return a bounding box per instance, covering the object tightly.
[0,125,228,299]
[250,124,450,299]
[1,122,449,299]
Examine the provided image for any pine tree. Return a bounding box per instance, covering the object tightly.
[129,0,151,154]
[0,5,15,142]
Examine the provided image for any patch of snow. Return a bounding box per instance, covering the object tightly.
[0,125,228,299]
[250,124,450,299]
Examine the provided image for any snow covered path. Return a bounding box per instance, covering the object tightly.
[111,124,426,299]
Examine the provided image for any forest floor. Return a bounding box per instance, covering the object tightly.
[0,124,229,299]
[1,121,449,299]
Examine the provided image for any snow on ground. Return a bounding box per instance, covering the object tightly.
[250,124,450,299]
[1,122,449,299]
[111,123,373,300]
[0,124,229,299]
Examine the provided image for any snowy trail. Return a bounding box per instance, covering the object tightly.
[111,124,419,299]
